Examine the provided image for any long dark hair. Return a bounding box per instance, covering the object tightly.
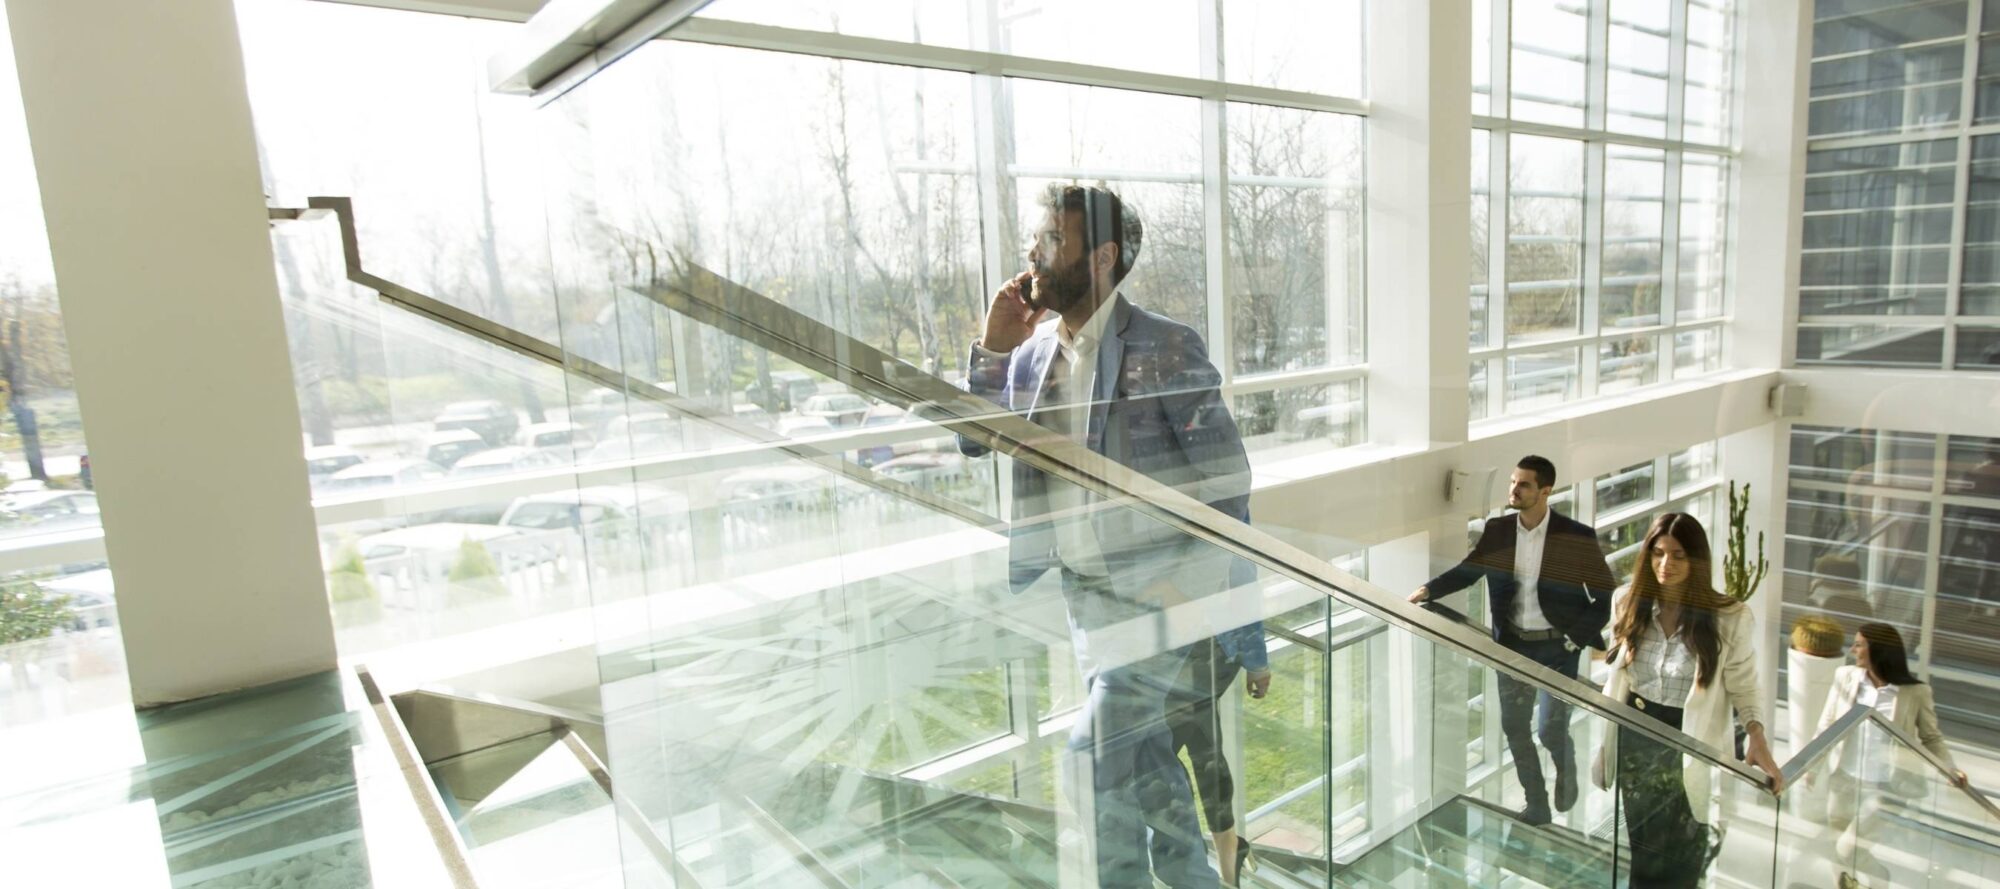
[1858,622,1921,686]
[1611,513,1734,688]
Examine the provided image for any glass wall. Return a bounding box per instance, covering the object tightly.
[0,2,128,778]
[1471,0,1737,420]
[1783,424,2000,749]
[1798,0,2000,368]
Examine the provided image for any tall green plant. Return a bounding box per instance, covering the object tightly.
[1724,481,1770,602]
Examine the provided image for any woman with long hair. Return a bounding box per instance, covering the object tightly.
[1814,622,1968,887]
[1593,513,1783,888]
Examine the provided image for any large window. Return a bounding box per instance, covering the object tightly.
[0,3,127,764]
[1471,0,1737,419]
[1798,0,2000,369]
[1783,424,2000,748]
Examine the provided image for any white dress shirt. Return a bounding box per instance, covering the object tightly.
[1512,513,1554,631]
[1839,681,1901,781]
[1629,615,1700,706]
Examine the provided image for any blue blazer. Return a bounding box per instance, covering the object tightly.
[959,296,1263,666]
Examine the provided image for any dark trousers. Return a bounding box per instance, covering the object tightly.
[1497,636,1579,812]
[1618,693,1710,889]
[1166,638,1245,834]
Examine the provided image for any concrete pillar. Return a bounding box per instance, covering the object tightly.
[1367,0,1473,447]
[6,0,335,705]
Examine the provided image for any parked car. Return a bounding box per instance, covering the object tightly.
[776,415,837,438]
[587,412,682,463]
[855,405,912,467]
[304,445,366,487]
[448,447,567,479]
[743,370,819,413]
[432,399,520,445]
[323,459,447,494]
[0,490,100,533]
[521,421,591,452]
[799,392,871,429]
[500,485,689,535]
[42,568,116,631]
[423,430,489,469]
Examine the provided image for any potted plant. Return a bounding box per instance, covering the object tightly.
[1722,481,1769,602]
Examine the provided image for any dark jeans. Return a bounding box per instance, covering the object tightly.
[1618,694,1710,889]
[1497,637,1579,812]
[1166,638,1245,834]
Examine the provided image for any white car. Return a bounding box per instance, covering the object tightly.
[521,421,590,452]
[499,485,689,533]
[422,429,489,468]
[323,459,447,494]
[304,446,366,487]
[0,490,101,536]
[449,446,567,478]
[799,392,871,429]
[356,523,522,562]
[588,413,683,462]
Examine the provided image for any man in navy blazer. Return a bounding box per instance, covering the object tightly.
[1411,456,1616,825]
[959,184,1252,889]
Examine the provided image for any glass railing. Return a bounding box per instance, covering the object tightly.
[277,181,1813,886]
[1778,703,2000,889]
[0,671,468,888]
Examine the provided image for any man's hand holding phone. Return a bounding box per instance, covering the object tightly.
[980,271,1047,354]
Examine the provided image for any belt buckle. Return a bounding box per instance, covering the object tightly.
[1635,698,1647,710]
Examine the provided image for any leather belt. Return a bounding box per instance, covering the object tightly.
[1504,620,1566,643]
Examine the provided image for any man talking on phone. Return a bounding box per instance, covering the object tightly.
[958,183,1255,889]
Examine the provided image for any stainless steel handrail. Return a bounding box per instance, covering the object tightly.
[1780,702,2000,823]
[487,0,717,99]
[355,665,483,889]
[276,196,1002,536]
[634,255,1782,792]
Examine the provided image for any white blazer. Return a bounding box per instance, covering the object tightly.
[1814,664,1957,775]
[1593,586,1763,824]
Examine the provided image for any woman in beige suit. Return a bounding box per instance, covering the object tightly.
[1814,623,1968,887]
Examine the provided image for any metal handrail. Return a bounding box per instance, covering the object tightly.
[1780,702,2000,822]
[275,197,1001,537]
[633,254,1783,793]
[354,665,483,889]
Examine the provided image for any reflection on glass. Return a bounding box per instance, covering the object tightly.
[1599,334,1659,394]
[1603,147,1666,330]
[1683,0,1736,145]
[1956,326,2000,368]
[1669,441,1717,491]
[1678,155,1729,322]
[1470,360,1491,421]
[1507,135,1584,345]
[1808,0,1967,138]
[1004,0,1201,79]
[1509,0,1588,126]
[1223,0,1364,97]
[1231,381,1364,461]
[1800,139,1954,322]
[1797,324,1947,366]
[1608,0,1671,138]
[1674,327,1722,378]
[1506,347,1581,411]
[1597,460,1657,515]
[1472,129,1493,349]
[1968,136,2000,315]
[1226,104,1364,376]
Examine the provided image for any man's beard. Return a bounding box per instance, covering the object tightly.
[1025,256,1094,315]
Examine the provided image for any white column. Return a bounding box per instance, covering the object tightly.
[1727,0,1813,727]
[1367,0,1473,446]
[6,0,335,705]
